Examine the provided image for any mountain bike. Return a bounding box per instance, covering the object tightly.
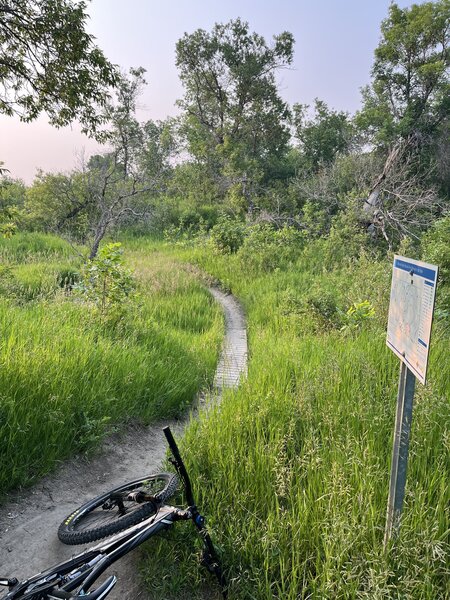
[0,427,227,599]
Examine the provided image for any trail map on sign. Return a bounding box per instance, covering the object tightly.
[387,256,438,384]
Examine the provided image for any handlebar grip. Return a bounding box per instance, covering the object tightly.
[162,427,195,506]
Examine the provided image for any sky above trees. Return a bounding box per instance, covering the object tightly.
[0,0,426,183]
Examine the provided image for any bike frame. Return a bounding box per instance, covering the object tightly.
[1,427,227,600]
[2,504,189,600]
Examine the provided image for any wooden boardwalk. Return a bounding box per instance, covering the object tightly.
[209,287,248,390]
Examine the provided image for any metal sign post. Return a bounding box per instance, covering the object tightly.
[384,256,438,548]
[384,361,416,547]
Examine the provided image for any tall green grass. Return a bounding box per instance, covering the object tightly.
[0,234,222,496]
[143,242,449,599]
[0,232,76,262]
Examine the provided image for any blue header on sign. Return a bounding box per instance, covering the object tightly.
[394,259,437,282]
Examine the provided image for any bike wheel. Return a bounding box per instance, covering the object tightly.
[58,472,179,545]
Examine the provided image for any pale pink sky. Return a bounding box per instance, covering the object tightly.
[0,0,420,183]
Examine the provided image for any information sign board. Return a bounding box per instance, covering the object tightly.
[386,256,438,384]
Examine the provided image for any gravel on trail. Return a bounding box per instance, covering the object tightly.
[0,288,247,599]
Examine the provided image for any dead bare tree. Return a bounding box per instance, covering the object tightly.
[53,69,175,259]
[366,156,443,248]
[86,155,156,259]
[53,150,158,259]
[363,139,406,214]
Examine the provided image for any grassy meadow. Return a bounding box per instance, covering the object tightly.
[142,239,449,600]
[0,231,447,599]
[0,233,222,496]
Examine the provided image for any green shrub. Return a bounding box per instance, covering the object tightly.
[279,286,342,333]
[164,216,209,247]
[341,300,376,330]
[179,204,219,231]
[325,211,371,266]
[422,215,450,312]
[301,200,330,239]
[299,210,374,274]
[210,215,246,254]
[75,243,136,318]
[237,224,305,272]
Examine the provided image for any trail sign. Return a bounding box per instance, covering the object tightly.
[384,255,438,547]
[387,256,438,385]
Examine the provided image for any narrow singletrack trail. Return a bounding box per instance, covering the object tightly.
[0,287,247,599]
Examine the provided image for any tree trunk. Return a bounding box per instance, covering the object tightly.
[89,221,108,259]
[364,140,405,213]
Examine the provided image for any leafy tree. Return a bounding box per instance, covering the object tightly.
[0,175,26,236]
[176,19,294,207]
[0,176,26,213]
[433,118,450,193]
[24,170,90,237]
[140,117,179,180]
[357,1,449,147]
[102,66,146,176]
[357,0,449,211]
[100,67,177,181]
[167,161,219,206]
[0,0,117,135]
[293,100,355,172]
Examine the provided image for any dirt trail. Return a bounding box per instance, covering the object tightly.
[0,287,247,599]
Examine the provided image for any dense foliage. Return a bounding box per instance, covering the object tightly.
[357,1,449,147]
[0,0,117,134]
[176,18,294,207]
[3,3,447,252]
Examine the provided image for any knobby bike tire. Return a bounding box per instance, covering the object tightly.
[58,473,179,545]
